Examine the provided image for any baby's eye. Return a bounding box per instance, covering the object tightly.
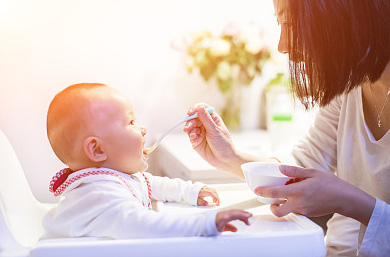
[129,120,136,125]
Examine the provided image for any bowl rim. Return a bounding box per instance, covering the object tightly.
[241,161,287,178]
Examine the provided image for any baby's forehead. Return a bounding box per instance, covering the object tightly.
[84,88,133,114]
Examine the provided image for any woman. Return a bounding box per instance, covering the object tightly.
[183,0,390,256]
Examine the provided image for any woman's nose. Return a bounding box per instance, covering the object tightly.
[278,26,289,54]
[278,41,288,54]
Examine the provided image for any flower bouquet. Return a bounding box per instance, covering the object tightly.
[183,22,271,130]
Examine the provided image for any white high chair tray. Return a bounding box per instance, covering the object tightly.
[31,183,325,257]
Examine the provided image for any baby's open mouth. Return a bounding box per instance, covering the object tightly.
[143,147,152,155]
[143,145,156,155]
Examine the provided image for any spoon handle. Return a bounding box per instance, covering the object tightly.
[182,107,215,122]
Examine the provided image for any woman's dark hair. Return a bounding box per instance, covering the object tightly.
[285,0,390,108]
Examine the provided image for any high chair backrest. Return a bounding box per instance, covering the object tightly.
[0,128,50,249]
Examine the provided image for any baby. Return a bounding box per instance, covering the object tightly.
[42,83,251,239]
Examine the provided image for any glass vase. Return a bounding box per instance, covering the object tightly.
[220,85,242,131]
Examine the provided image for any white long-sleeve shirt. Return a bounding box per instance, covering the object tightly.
[290,86,390,257]
[42,168,219,239]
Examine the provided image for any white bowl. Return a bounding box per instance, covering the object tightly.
[241,162,290,204]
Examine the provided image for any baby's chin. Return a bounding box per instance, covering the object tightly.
[130,162,149,174]
[124,166,148,175]
[140,163,149,173]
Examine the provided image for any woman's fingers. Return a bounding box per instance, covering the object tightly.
[270,202,295,217]
[254,165,315,198]
[188,127,200,140]
[184,119,196,132]
[254,184,290,199]
[196,106,219,132]
[184,103,210,132]
[279,165,315,178]
[268,198,287,205]
[186,103,210,116]
[185,126,202,148]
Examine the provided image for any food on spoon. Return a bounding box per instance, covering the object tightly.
[143,147,154,155]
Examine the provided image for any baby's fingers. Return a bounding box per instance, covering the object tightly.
[216,210,252,232]
[236,211,252,225]
[222,223,238,232]
[206,188,220,205]
[198,187,220,206]
[197,197,209,206]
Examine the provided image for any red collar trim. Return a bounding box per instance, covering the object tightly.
[49,168,152,208]
[49,168,73,194]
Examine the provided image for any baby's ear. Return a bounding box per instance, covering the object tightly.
[84,136,107,163]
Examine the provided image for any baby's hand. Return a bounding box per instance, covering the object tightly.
[197,186,220,206]
[216,210,252,232]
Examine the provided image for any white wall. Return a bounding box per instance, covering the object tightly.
[0,0,281,203]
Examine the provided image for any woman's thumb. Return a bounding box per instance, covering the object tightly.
[197,106,219,132]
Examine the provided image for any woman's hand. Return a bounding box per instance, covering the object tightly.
[254,165,376,226]
[183,103,240,174]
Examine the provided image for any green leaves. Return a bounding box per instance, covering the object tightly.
[265,72,291,92]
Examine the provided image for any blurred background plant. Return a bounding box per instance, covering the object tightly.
[265,72,291,93]
[185,22,271,92]
[180,22,272,130]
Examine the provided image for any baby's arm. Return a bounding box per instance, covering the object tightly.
[43,180,252,239]
[144,172,204,206]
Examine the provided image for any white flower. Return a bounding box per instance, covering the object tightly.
[201,38,212,48]
[210,39,231,57]
[185,57,195,72]
[238,23,264,54]
[223,22,239,37]
[245,38,263,54]
[194,50,208,66]
[216,61,232,81]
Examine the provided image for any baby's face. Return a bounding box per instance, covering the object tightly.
[87,88,148,174]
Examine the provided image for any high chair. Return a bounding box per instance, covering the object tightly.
[0,128,50,257]
[0,128,326,257]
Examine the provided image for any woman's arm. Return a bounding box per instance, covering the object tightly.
[358,199,390,256]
